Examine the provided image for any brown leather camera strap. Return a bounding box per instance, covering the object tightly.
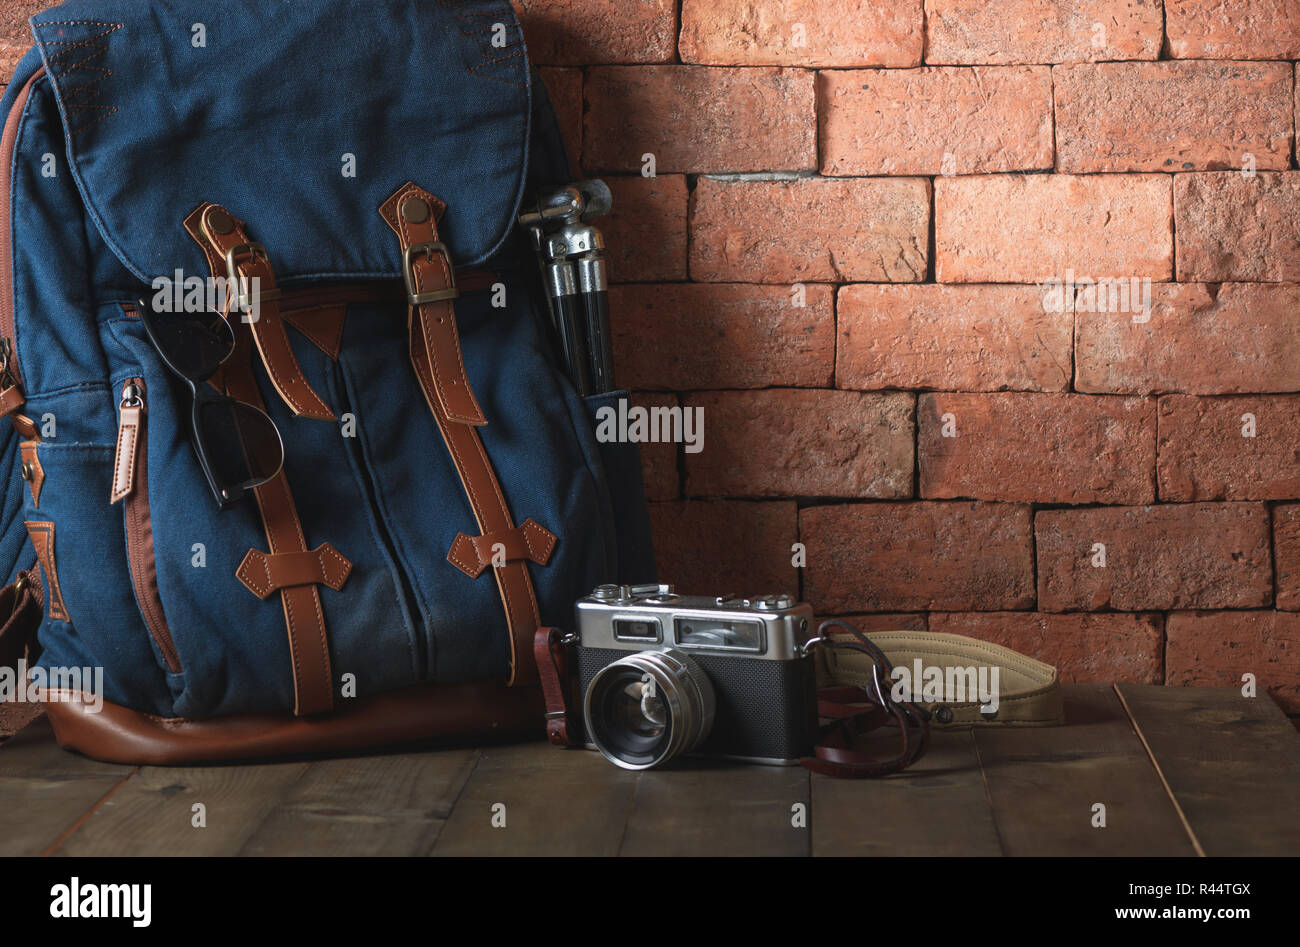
[800,620,929,778]
[185,205,339,717]
[380,182,549,687]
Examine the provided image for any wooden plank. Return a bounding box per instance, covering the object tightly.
[974,683,1196,856]
[52,759,307,857]
[1116,683,1300,856]
[812,727,1002,856]
[238,748,478,856]
[619,759,809,856]
[432,741,638,856]
[0,717,136,856]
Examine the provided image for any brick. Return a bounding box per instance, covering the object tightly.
[1055,61,1294,173]
[1165,0,1300,59]
[583,66,815,174]
[537,67,582,177]
[684,390,914,499]
[603,176,688,283]
[919,393,1156,504]
[680,0,923,67]
[1174,172,1300,283]
[648,500,799,596]
[1157,395,1300,502]
[630,392,679,502]
[1076,283,1300,395]
[512,0,677,65]
[1035,504,1272,612]
[609,283,835,390]
[925,0,1162,64]
[837,284,1072,392]
[827,614,928,633]
[803,502,1035,613]
[1166,611,1300,713]
[928,612,1164,683]
[691,177,929,283]
[1274,506,1300,611]
[935,175,1171,283]
[820,67,1053,175]
[0,1,41,83]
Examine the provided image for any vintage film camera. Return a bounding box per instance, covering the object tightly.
[573,584,820,770]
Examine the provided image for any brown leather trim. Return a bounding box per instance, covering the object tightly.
[18,439,43,507]
[184,203,335,421]
[236,543,352,600]
[380,182,546,686]
[185,206,338,717]
[0,384,23,417]
[41,682,544,765]
[0,69,46,389]
[110,391,140,504]
[0,566,43,670]
[117,378,181,674]
[282,304,347,360]
[379,185,486,426]
[448,518,557,579]
[25,521,67,622]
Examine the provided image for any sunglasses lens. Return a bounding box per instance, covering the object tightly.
[145,309,235,381]
[198,399,284,494]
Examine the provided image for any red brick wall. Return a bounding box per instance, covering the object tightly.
[519,0,1300,717]
[2,2,1297,718]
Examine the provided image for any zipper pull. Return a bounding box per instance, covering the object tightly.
[111,380,144,504]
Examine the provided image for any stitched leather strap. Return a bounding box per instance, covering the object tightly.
[448,519,556,579]
[534,627,576,747]
[185,205,337,717]
[380,182,547,687]
[186,204,334,420]
[237,543,353,600]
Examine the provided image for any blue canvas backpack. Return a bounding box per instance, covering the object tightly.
[0,0,654,762]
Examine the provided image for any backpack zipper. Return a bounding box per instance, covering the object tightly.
[0,68,45,389]
[115,375,182,673]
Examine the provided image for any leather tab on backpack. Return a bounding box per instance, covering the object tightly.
[236,543,353,600]
[0,384,24,418]
[184,203,335,421]
[25,522,68,622]
[378,182,486,426]
[111,400,141,503]
[19,441,44,508]
[447,519,557,579]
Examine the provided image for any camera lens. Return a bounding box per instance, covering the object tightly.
[584,649,715,770]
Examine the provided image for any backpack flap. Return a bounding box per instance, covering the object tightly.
[29,0,531,284]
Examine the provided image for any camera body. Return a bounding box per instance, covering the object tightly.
[574,583,819,769]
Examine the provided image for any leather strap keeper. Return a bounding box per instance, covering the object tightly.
[237,543,353,600]
[448,519,556,579]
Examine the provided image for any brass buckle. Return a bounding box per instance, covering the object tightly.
[224,242,269,313]
[403,242,460,306]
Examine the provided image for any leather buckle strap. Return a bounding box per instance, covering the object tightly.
[447,519,557,579]
[237,543,353,600]
[403,242,460,305]
[380,184,485,426]
[186,203,334,421]
[380,181,549,686]
[185,206,341,717]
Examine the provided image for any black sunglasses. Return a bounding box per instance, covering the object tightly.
[136,298,285,509]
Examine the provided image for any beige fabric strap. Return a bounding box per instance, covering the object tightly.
[814,630,1064,727]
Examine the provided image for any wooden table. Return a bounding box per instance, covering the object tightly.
[1,684,1296,857]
